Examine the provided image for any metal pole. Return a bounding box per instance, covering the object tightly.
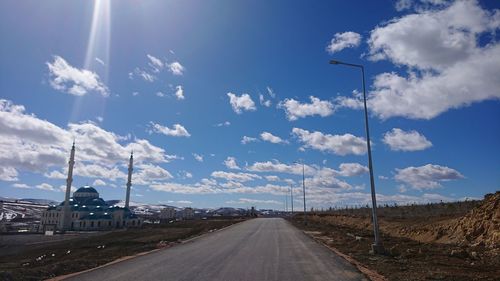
[360,66,382,251]
[290,184,294,215]
[329,60,383,254]
[302,162,307,225]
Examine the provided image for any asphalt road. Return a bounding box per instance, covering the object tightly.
[67,218,367,281]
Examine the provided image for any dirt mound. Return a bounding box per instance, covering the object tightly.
[446,192,500,248]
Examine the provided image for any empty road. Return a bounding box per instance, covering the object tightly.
[67,218,366,281]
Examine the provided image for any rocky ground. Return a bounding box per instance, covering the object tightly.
[292,192,500,281]
[0,219,245,281]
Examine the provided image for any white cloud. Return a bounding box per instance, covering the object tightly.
[227,93,256,114]
[12,183,30,189]
[47,56,109,97]
[149,122,191,137]
[192,153,204,162]
[156,92,165,97]
[132,92,139,96]
[0,99,171,187]
[174,85,184,100]
[292,127,367,156]
[224,157,241,170]
[383,128,432,151]
[306,168,353,190]
[259,94,272,107]
[326,31,362,54]
[266,86,276,98]
[36,183,55,191]
[241,136,258,144]
[0,166,18,181]
[95,57,105,66]
[246,160,315,176]
[364,1,500,119]
[147,54,164,72]
[96,116,104,123]
[93,179,106,186]
[395,164,464,190]
[134,163,173,185]
[337,163,369,177]
[168,61,185,75]
[226,198,281,205]
[279,96,334,121]
[260,131,287,144]
[211,171,261,182]
[215,121,231,127]
[395,0,413,11]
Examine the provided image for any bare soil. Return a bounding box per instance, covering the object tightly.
[291,192,500,281]
[0,219,245,281]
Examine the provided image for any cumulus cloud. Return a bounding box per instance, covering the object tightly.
[192,153,204,162]
[224,157,241,170]
[260,132,288,144]
[227,93,256,114]
[47,56,109,96]
[279,96,334,121]
[174,85,184,100]
[364,1,500,119]
[326,31,362,53]
[211,171,261,182]
[0,99,171,186]
[134,163,173,185]
[247,160,316,176]
[395,164,464,190]
[167,61,185,75]
[36,183,55,191]
[337,163,369,177]
[383,128,432,151]
[241,136,258,144]
[149,122,191,137]
[292,128,367,156]
[92,179,106,186]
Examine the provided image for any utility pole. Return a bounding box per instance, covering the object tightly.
[290,184,294,215]
[302,161,307,225]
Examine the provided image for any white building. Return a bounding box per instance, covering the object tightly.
[160,207,176,222]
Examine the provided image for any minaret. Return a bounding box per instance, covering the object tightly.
[60,141,75,231]
[125,152,133,209]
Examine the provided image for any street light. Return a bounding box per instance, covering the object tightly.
[290,183,294,215]
[294,160,307,225]
[329,59,384,254]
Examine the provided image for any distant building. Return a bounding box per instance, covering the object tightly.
[182,207,194,220]
[160,207,176,222]
[40,143,141,232]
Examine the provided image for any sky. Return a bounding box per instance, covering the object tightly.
[0,0,499,210]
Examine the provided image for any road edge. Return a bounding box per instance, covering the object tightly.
[302,230,387,281]
[47,219,250,281]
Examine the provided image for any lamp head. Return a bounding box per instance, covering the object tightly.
[329,60,340,65]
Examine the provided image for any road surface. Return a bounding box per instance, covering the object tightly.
[67,218,367,281]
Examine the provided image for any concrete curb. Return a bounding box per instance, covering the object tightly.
[304,231,387,281]
[47,219,250,281]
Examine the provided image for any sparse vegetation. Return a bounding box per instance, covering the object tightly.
[291,192,500,281]
[0,219,245,281]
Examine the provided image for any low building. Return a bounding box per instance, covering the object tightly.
[159,207,176,223]
[182,207,194,220]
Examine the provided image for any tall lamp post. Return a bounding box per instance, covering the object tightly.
[290,184,294,215]
[294,160,307,225]
[329,60,384,254]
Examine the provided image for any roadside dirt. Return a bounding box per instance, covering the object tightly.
[0,219,245,281]
[292,192,500,281]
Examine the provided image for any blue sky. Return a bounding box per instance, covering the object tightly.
[1,0,499,209]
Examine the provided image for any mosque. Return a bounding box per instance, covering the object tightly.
[40,143,141,232]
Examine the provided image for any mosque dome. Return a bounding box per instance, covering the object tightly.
[73,185,99,198]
